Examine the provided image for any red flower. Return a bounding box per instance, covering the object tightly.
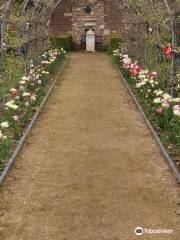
[149,72,157,78]
[163,46,173,59]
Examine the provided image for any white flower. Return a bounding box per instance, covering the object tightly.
[20,80,26,85]
[149,80,154,84]
[2,135,7,140]
[162,102,170,108]
[25,102,29,107]
[143,78,149,83]
[29,69,35,74]
[0,130,2,138]
[30,95,36,101]
[123,54,128,58]
[22,92,30,97]
[154,98,161,104]
[13,115,18,121]
[141,80,147,85]
[173,105,180,117]
[1,121,9,129]
[21,76,28,81]
[37,80,42,85]
[173,110,180,117]
[163,93,171,102]
[35,74,40,80]
[136,83,142,88]
[156,90,163,96]
[19,86,25,91]
[173,98,180,103]
[5,100,19,110]
[15,96,20,100]
[10,88,17,92]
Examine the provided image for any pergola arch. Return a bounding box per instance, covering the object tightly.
[1,0,178,53]
[0,0,179,101]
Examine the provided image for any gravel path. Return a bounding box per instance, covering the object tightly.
[0,53,179,240]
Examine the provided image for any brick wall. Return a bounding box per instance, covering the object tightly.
[50,0,129,47]
[50,0,72,35]
[72,0,105,47]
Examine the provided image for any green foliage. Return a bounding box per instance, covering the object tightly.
[50,35,72,51]
[0,54,25,101]
[22,108,33,125]
[0,138,12,172]
[108,35,123,53]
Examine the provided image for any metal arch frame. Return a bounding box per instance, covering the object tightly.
[0,0,65,59]
[2,0,177,55]
[0,0,178,106]
[116,0,148,62]
[20,0,61,30]
[17,0,64,62]
[0,0,14,105]
[1,0,14,51]
[114,0,178,91]
[21,0,30,15]
[39,0,63,21]
[13,0,64,45]
[162,0,175,49]
[162,0,176,94]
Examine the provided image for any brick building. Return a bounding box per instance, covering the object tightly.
[50,0,129,49]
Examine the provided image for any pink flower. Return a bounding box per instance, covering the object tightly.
[174,105,180,111]
[173,105,180,117]
[149,72,157,78]
[156,107,163,115]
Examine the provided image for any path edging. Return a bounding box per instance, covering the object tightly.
[114,63,180,184]
[0,55,69,185]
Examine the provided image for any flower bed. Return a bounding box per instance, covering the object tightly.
[0,48,67,174]
[111,49,180,170]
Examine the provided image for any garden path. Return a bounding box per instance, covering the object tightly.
[0,52,179,240]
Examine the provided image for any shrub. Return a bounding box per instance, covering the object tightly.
[50,35,72,51]
[108,34,123,53]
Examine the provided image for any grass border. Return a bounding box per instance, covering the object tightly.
[0,55,69,185]
[113,62,180,184]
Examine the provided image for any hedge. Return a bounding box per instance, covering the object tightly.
[50,35,72,51]
[108,34,123,53]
